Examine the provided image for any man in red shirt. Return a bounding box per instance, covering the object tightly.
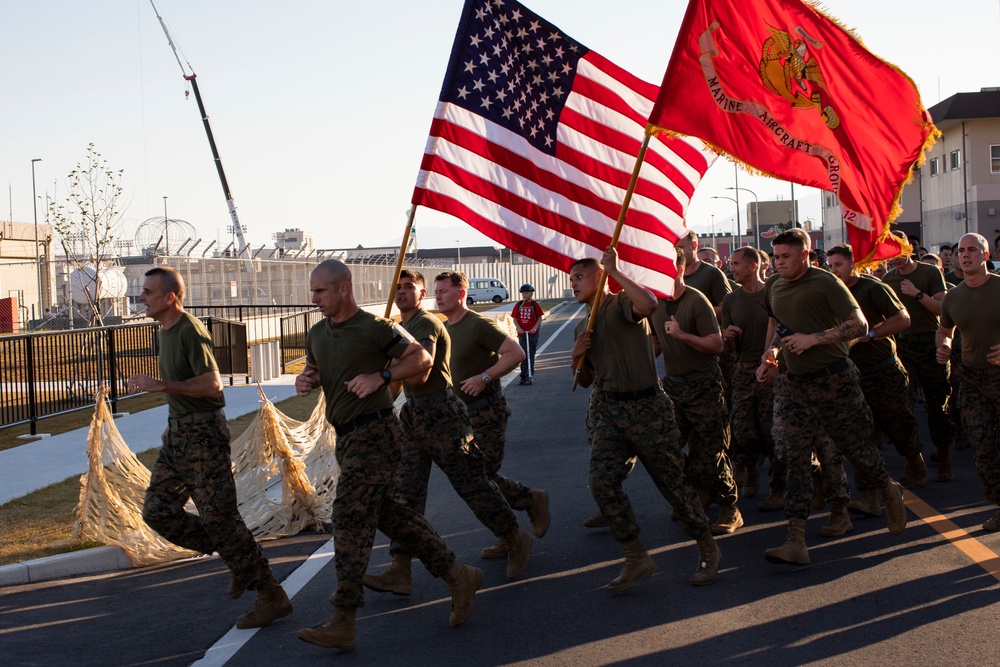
[512,284,544,385]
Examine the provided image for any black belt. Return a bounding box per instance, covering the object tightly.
[858,354,898,377]
[604,385,658,401]
[664,367,718,384]
[790,357,852,381]
[406,388,454,408]
[168,408,225,428]
[466,390,505,412]
[334,407,395,438]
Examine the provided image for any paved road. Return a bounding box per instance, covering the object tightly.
[3,302,1000,666]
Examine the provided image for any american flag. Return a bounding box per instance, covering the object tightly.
[412,0,715,296]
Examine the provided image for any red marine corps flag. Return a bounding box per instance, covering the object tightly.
[412,0,715,297]
[647,0,939,265]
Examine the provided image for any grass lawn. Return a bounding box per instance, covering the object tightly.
[0,392,319,567]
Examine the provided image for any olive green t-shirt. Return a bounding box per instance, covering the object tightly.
[764,267,859,374]
[685,262,732,307]
[158,312,226,419]
[940,274,1000,369]
[847,275,904,368]
[400,309,450,398]
[575,292,658,393]
[721,287,770,363]
[306,309,415,425]
[445,311,508,405]
[943,270,962,288]
[650,288,720,376]
[882,261,947,334]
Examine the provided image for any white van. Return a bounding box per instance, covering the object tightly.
[466,278,509,305]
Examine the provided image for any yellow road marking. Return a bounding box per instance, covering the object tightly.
[905,493,1000,582]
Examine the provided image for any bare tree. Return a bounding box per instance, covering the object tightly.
[48,144,128,326]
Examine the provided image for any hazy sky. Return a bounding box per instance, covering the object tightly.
[4,0,998,252]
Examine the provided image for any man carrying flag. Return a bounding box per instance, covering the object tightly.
[412,0,715,298]
[647,0,938,265]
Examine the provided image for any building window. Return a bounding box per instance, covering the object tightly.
[992,145,1000,174]
[929,158,939,176]
[950,150,961,170]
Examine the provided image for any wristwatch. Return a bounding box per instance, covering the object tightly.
[380,369,393,385]
[481,372,492,385]
[867,330,876,340]
[915,290,925,301]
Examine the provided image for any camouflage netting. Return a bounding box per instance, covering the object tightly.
[73,387,337,567]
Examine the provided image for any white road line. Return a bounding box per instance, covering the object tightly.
[196,301,587,665]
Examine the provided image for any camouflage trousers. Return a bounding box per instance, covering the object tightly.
[898,337,954,450]
[468,397,534,511]
[388,394,518,558]
[587,389,636,477]
[662,368,737,507]
[330,417,455,610]
[950,337,968,446]
[771,373,840,500]
[772,362,889,519]
[588,388,710,542]
[858,357,923,458]
[144,415,275,591]
[731,367,784,493]
[957,366,1000,506]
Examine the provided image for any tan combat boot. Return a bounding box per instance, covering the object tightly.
[236,581,293,629]
[847,489,881,517]
[528,489,551,538]
[898,452,928,488]
[607,538,657,592]
[481,538,508,559]
[689,532,721,586]
[758,490,785,512]
[820,502,853,537]
[443,561,485,627]
[880,480,907,535]
[505,528,533,579]
[297,607,356,651]
[711,504,744,535]
[362,554,412,595]
[764,518,810,566]
[583,512,609,528]
[227,574,245,600]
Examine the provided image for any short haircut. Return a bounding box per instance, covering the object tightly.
[681,229,698,245]
[145,266,185,303]
[698,246,720,261]
[921,253,941,267]
[772,228,810,250]
[570,257,602,272]
[826,243,854,262]
[732,246,759,264]
[964,233,989,253]
[675,246,687,272]
[434,270,468,289]
[399,269,425,287]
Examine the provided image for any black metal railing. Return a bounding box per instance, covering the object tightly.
[0,318,248,434]
[279,308,322,373]
[186,305,314,344]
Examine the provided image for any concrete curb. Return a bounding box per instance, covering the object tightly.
[0,546,132,587]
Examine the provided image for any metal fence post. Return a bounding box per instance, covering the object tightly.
[26,334,37,435]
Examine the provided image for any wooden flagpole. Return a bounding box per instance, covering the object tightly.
[384,207,418,318]
[572,134,652,390]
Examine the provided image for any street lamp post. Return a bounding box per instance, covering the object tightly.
[711,195,740,257]
[727,186,759,249]
[455,240,461,266]
[31,158,43,316]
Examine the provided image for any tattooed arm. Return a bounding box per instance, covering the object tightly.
[781,309,868,356]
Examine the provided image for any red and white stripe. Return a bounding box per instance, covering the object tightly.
[413,50,715,297]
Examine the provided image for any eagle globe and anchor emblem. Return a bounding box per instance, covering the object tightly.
[758,25,840,130]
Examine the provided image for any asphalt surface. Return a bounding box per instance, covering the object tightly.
[3,301,1000,666]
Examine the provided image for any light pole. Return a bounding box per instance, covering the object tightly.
[31,158,43,316]
[455,240,461,266]
[728,186,759,249]
[163,196,169,254]
[711,195,739,257]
